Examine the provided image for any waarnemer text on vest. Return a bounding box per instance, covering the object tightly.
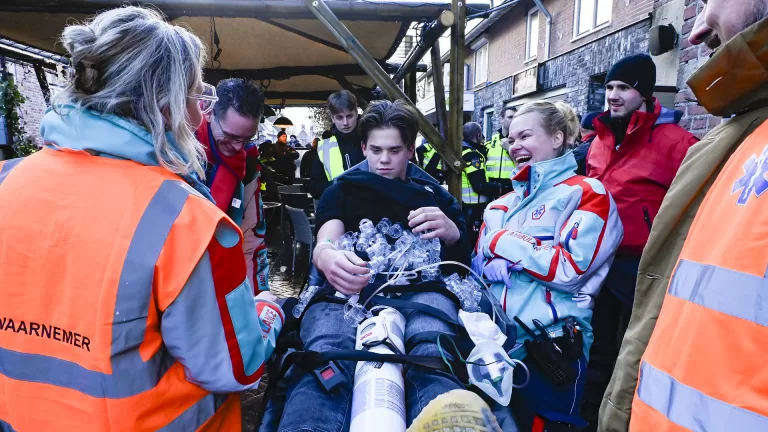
[0,317,91,351]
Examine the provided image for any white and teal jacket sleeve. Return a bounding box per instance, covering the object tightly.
[161,223,283,392]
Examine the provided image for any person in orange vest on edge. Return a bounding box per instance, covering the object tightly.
[195,78,270,294]
[579,54,698,432]
[0,7,283,431]
[599,2,768,431]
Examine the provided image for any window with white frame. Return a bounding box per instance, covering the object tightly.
[483,108,495,142]
[575,0,612,36]
[474,43,489,86]
[526,8,539,61]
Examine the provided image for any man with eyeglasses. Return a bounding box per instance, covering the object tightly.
[194,78,271,295]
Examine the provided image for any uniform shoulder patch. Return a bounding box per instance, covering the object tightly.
[470,158,483,169]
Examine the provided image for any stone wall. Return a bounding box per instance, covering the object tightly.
[541,19,651,114]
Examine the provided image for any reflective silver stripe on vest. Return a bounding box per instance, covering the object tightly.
[670,259,768,326]
[462,187,489,204]
[0,158,23,186]
[0,179,190,398]
[319,138,339,180]
[157,394,219,431]
[638,361,768,430]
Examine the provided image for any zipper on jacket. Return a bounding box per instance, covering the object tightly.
[345,153,351,170]
[643,206,652,231]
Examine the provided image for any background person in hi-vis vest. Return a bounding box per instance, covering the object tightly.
[485,106,517,195]
[461,122,503,248]
[598,1,768,430]
[416,137,446,183]
[0,7,283,430]
[308,90,365,200]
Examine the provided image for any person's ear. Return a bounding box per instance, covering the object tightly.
[552,130,564,150]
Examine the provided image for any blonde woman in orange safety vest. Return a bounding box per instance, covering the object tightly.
[0,7,283,431]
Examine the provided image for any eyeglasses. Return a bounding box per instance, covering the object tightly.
[188,83,218,114]
[213,114,254,146]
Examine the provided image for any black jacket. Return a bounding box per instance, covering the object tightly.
[260,142,299,181]
[300,147,318,179]
[316,163,470,268]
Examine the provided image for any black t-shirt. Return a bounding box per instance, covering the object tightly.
[315,169,470,266]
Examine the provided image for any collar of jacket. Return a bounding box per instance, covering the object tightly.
[331,124,361,145]
[349,160,438,184]
[511,151,578,198]
[594,98,682,142]
[463,140,485,153]
[688,17,768,117]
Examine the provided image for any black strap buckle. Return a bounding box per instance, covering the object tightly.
[312,361,347,392]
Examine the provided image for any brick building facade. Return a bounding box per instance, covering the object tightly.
[466,0,657,135]
[473,20,652,126]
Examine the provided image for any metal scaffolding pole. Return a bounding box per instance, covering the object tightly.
[305,0,464,176]
[446,0,466,202]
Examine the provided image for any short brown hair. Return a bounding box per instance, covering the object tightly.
[358,99,419,149]
[327,90,358,115]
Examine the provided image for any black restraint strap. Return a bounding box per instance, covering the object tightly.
[281,349,468,382]
[369,296,460,326]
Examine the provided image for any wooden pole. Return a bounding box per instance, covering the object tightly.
[305,0,463,174]
[447,0,466,202]
[405,70,418,105]
[431,44,448,137]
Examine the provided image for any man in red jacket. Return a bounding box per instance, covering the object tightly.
[580,54,698,430]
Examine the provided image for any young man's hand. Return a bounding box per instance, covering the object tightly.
[408,207,461,246]
[316,248,370,295]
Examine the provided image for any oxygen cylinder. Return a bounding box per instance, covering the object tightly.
[350,307,407,432]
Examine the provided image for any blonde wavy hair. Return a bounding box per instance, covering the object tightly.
[53,6,207,177]
[514,101,580,155]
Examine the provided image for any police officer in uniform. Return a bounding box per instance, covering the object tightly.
[461,122,502,247]
[485,106,516,195]
[416,138,444,183]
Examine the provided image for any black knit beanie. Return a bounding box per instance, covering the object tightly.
[605,54,657,100]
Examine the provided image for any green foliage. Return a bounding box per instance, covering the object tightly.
[0,75,38,157]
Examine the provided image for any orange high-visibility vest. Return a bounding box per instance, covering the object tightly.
[631,120,768,430]
[0,148,243,431]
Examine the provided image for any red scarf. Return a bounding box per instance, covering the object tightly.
[195,121,246,213]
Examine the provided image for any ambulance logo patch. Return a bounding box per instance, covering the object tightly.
[532,204,546,220]
[732,144,768,205]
